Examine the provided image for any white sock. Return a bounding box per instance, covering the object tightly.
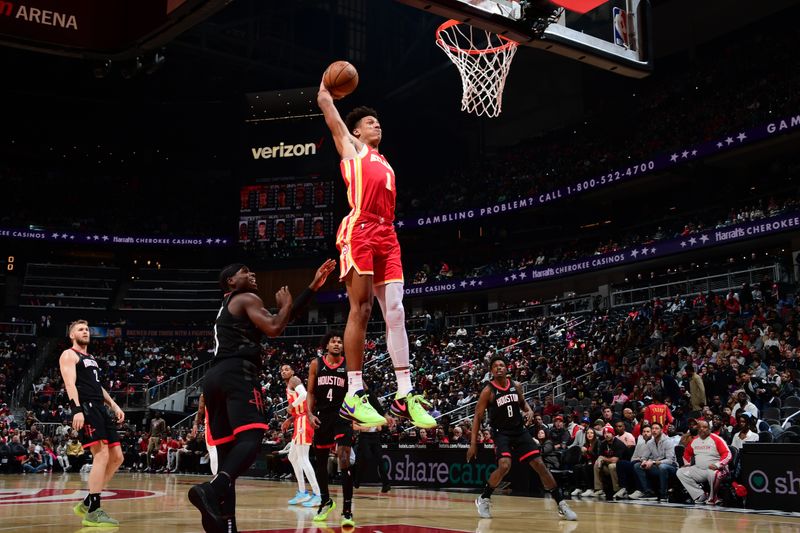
[395,368,413,398]
[347,371,363,396]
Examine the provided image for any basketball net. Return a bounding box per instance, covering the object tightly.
[436,20,518,118]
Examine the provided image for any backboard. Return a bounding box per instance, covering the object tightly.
[396,0,652,78]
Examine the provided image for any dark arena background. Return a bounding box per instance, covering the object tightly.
[2,0,800,531]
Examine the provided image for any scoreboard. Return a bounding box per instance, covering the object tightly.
[2,255,15,272]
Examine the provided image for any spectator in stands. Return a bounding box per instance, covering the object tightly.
[677,420,732,505]
[612,424,652,500]
[574,427,599,497]
[450,426,467,445]
[621,408,637,433]
[731,391,759,419]
[730,414,758,450]
[630,422,677,501]
[684,365,706,411]
[643,393,673,427]
[613,420,636,452]
[66,434,85,471]
[591,425,626,498]
[549,416,571,450]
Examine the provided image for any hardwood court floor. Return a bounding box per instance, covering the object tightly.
[1,473,799,532]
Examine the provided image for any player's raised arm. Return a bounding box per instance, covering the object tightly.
[241,288,293,338]
[467,386,492,462]
[317,79,361,159]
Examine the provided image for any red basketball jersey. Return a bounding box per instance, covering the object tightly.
[286,386,307,417]
[340,144,396,223]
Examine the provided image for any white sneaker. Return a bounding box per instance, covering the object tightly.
[592,490,605,498]
[570,488,583,497]
[475,496,492,518]
[629,490,645,500]
[580,489,595,497]
[613,488,628,499]
[557,500,578,521]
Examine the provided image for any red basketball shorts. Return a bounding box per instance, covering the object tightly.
[292,414,314,446]
[336,213,404,286]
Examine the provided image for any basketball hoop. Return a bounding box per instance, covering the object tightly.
[435,19,518,118]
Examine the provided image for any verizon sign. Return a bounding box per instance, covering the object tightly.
[251,139,323,160]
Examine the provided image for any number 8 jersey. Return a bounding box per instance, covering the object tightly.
[488,380,523,431]
[73,348,104,402]
[314,355,347,414]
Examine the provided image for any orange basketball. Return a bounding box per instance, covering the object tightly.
[323,61,358,99]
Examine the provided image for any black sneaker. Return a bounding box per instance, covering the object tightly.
[188,482,225,533]
[381,483,391,493]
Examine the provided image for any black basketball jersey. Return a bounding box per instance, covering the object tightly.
[73,349,104,402]
[488,380,523,431]
[213,289,263,366]
[314,355,347,413]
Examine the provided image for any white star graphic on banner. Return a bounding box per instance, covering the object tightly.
[691,150,698,156]
[337,293,344,299]
[70,235,75,240]
[222,239,228,244]
[86,236,92,241]
[737,132,747,142]
[215,238,221,244]
[102,236,109,241]
[716,142,723,148]
[504,277,509,282]
[396,221,404,227]
[670,154,678,162]
[681,151,689,159]
[641,248,649,256]
[630,249,639,258]
[725,137,734,145]
[469,280,476,286]
[52,233,60,238]
[460,281,467,287]
[689,237,697,245]
[680,241,687,247]
[700,234,709,243]
[61,234,69,239]
[206,238,213,244]
[519,272,527,279]
[478,281,483,286]
[510,274,517,280]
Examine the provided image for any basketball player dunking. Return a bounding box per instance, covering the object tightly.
[59,320,125,527]
[468,356,578,522]
[280,363,321,507]
[188,259,335,533]
[317,79,435,430]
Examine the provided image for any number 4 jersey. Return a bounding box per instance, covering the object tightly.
[313,355,347,413]
[73,348,104,402]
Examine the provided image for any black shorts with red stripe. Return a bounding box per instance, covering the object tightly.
[313,409,354,449]
[79,401,121,449]
[492,427,540,463]
[203,357,269,447]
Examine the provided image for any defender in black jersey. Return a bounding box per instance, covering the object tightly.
[189,259,335,533]
[305,331,358,526]
[468,355,577,521]
[59,320,125,527]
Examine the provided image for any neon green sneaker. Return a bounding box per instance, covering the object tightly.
[390,393,437,429]
[341,511,356,528]
[73,501,89,517]
[82,508,119,527]
[313,498,336,522]
[340,393,386,427]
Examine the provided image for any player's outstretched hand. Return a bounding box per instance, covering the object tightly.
[275,286,292,308]
[281,418,291,433]
[523,410,534,426]
[466,444,478,463]
[308,413,321,429]
[311,259,337,290]
[113,406,125,424]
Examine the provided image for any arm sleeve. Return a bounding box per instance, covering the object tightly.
[713,434,731,466]
[684,438,695,465]
[289,287,315,322]
[291,384,307,407]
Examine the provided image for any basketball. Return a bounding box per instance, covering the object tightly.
[323,60,358,98]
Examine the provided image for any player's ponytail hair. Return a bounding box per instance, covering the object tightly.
[345,106,378,135]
